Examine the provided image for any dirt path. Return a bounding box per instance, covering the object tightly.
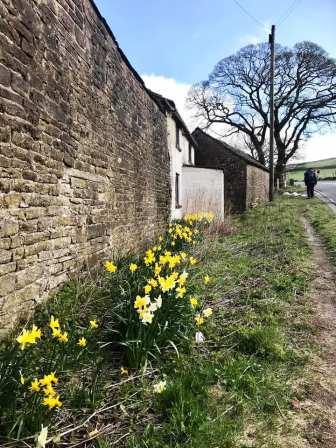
[291,219,336,447]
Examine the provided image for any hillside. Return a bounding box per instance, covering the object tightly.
[287,157,336,171]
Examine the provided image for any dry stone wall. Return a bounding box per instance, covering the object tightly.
[0,0,170,334]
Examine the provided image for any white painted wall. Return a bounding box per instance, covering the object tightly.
[182,166,224,220]
[167,114,195,220]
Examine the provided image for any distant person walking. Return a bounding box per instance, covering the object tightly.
[304,168,317,198]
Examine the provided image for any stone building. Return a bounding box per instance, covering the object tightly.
[149,92,224,220]
[192,128,269,213]
[0,0,171,333]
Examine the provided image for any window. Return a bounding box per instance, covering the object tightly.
[188,143,193,164]
[175,173,181,208]
[175,123,181,150]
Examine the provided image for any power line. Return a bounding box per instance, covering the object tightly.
[277,0,301,26]
[232,0,264,27]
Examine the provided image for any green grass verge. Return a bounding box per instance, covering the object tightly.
[302,198,336,265]
[0,200,316,447]
[288,167,336,181]
[128,199,315,447]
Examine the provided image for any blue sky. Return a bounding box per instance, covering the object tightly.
[95,0,336,84]
[94,0,336,162]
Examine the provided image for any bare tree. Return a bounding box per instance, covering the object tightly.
[188,41,336,186]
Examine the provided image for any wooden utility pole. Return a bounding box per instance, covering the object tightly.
[269,25,275,201]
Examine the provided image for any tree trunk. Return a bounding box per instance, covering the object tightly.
[275,163,286,189]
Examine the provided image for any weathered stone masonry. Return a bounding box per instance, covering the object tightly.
[0,0,170,333]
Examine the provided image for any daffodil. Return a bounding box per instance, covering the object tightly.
[77,337,87,348]
[42,395,62,409]
[129,263,138,273]
[49,316,60,331]
[190,297,198,308]
[58,331,68,343]
[120,367,129,376]
[144,284,152,294]
[189,256,197,265]
[20,372,25,385]
[52,328,62,338]
[40,372,58,387]
[204,275,210,285]
[140,310,154,325]
[153,380,167,394]
[144,249,155,265]
[176,286,186,298]
[180,251,187,260]
[105,261,117,273]
[89,319,98,329]
[195,314,204,326]
[159,236,163,242]
[203,307,213,318]
[30,378,40,392]
[148,278,158,288]
[155,295,162,309]
[178,271,188,286]
[154,263,162,277]
[43,383,57,397]
[134,295,150,311]
[16,325,42,350]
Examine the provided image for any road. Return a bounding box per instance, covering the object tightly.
[315,181,336,205]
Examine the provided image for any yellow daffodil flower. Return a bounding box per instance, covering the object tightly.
[144,249,155,265]
[16,325,42,350]
[58,331,68,343]
[89,319,98,329]
[140,310,154,325]
[77,337,87,348]
[176,286,186,298]
[129,263,138,273]
[120,367,129,376]
[49,316,60,331]
[203,308,213,318]
[204,275,210,285]
[42,395,62,409]
[104,261,117,273]
[154,263,162,277]
[134,295,150,311]
[144,284,152,294]
[149,278,158,288]
[40,372,58,387]
[189,297,198,308]
[153,380,167,394]
[189,257,197,265]
[195,314,204,326]
[30,378,40,392]
[43,383,57,397]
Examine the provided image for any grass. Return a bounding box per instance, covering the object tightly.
[0,201,317,447]
[301,198,336,265]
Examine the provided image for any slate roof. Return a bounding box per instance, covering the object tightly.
[148,90,198,147]
[192,128,269,172]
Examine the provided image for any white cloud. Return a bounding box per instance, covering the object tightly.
[239,21,270,47]
[295,133,336,163]
[142,74,193,128]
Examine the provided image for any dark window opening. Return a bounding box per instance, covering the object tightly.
[188,143,193,164]
[176,124,181,150]
[175,173,181,208]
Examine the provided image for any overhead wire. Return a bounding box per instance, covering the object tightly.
[277,0,302,26]
[231,0,264,26]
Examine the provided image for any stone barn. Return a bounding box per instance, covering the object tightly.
[192,128,269,213]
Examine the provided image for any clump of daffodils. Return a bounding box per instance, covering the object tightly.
[29,372,62,409]
[184,212,215,225]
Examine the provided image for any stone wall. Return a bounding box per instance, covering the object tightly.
[0,0,170,334]
[192,128,246,213]
[246,165,269,208]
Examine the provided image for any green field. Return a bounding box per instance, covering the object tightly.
[287,157,336,181]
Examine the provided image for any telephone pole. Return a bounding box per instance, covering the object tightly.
[269,25,275,201]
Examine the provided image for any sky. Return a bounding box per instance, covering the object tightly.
[95,0,336,162]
